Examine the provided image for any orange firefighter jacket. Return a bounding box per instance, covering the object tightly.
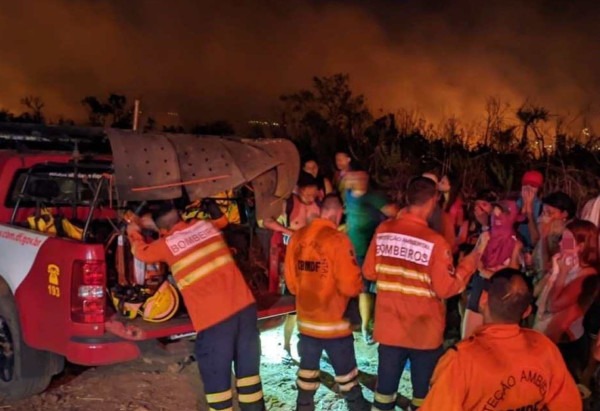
[363,212,478,349]
[421,324,582,411]
[129,220,255,332]
[284,218,363,339]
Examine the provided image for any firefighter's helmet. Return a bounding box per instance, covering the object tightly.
[141,281,180,323]
[110,285,149,319]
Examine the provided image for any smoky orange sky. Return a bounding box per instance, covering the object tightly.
[1,0,599,132]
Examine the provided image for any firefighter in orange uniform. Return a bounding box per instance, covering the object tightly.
[264,171,321,358]
[421,268,582,411]
[363,177,488,410]
[127,203,264,411]
[284,194,369,411]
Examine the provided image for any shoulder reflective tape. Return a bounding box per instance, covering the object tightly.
[375,264,431,284]
[375,232,434,266]
[376,281,436,298]
[0,225,49,292]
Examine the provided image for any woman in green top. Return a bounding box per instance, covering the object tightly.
[345,171,398,344]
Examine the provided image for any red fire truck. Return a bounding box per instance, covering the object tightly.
[0,124,296,399]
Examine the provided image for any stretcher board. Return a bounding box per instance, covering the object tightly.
[169,135,247,199]
[252,169,285,222]
[221,138,281,183]
[107,130,182,201]
[107,130,299,220]
[244,139,299,198]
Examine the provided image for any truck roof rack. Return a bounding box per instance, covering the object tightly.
[0,123,111,153]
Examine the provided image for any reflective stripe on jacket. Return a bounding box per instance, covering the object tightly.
[129,220,254,332]
[284,218,363,339]
[363,212,477,349]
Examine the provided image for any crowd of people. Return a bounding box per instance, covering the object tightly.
[274,150,599,410]
[125,148,600,410]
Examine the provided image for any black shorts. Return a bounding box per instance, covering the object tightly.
[356,255,375,293]
[466,273,486,313]
[585,301,600,337]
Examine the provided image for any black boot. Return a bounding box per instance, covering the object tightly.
[344,385,371,411]
[239,400,266,411]
[296,388,316,411]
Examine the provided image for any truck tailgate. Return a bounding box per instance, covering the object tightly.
[105,294,295,341]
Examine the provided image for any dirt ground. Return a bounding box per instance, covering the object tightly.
[0,325,413,411]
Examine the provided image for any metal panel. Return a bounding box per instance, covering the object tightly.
[168,135,281,200]
[107,130,300,221]
[221,138,280,182]
[107,130,182,201]
[252,169,284,222]
[168,134,245,199]
[244,139,299,198]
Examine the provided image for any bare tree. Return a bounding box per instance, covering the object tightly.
[483,97,509,146]
[81,94,133,128]
[20,96,45,123]
[81,96,110,126]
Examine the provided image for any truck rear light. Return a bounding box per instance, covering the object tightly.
[78,285,104,299]
[71,260,106,324]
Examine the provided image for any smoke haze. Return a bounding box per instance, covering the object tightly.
[1,0,599,131]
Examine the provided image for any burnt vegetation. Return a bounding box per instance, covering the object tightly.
[2,74,600,205]
[278,74,600,206]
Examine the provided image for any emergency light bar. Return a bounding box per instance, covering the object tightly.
[0,123,109,152]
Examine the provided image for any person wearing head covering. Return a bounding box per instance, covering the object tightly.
[518,170,544,251]
[462,200,523,338]
[421,268,582,411]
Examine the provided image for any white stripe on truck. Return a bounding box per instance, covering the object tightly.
[0,225,49,292]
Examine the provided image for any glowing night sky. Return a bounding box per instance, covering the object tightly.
[1,0,599,130]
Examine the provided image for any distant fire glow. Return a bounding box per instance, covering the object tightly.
[0,1,598,133]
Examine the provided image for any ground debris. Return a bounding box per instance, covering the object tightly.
[1,325,406,411]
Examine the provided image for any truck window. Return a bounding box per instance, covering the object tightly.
[6,168,111,207]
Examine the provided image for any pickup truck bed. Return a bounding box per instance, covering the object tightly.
[105,293,294,341]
